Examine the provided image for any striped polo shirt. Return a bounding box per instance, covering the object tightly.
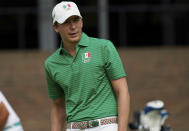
[44,32,126,122]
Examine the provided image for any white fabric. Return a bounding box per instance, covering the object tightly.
[67,116,118,131]
[52,1,82,24]
[0,91,24,131]
[140,110,168,131]
[146,100,164,109]
[66,123,118,131]
[4,126,24,131]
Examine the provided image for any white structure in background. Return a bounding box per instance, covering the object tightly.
[98,0,109,39]
[38,0,56,50]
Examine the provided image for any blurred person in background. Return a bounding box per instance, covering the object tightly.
[0,91,24,131]
[44,1,130,131]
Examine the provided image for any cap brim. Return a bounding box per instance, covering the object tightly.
[57,13,82,24]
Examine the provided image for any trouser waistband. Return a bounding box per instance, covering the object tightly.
[67,116,118,129]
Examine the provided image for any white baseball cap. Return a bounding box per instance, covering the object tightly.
[52,1,82,24]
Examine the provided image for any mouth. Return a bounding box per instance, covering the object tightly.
[69,32,78,38]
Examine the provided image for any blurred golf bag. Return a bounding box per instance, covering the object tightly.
[129,100,172,131]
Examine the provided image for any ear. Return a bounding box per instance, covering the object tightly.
[52,24,59,33]
[81,19,83,28]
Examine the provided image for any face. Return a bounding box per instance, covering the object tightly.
[53,16,83,45]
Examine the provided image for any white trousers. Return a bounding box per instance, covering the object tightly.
[66,123,118,131]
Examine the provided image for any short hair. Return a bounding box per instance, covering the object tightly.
[53,21,58,27]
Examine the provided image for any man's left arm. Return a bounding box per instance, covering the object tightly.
[111,77,130,131]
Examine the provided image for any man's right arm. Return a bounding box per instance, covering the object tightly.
[51,97,67,131]
[0,102,9,130]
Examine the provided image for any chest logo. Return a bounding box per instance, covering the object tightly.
[82,52,91,63]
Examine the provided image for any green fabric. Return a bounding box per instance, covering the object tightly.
[45,32,127,122]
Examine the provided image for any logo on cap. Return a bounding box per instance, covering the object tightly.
[52,14,55,20]
[63,4,71,10]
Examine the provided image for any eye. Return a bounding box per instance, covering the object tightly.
[63,20,69,25]
[62,16,80,25]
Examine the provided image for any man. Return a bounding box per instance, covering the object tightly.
[0,91,24,131]
[44,1,130,131]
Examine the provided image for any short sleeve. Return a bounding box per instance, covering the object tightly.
[103,41,127,80]
[44,63,64,100]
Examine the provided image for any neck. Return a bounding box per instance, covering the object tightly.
[63,42,77,56]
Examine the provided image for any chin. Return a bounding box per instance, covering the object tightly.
[70,35,81,43]
[70,37,80,44]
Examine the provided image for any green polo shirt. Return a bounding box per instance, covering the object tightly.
[45,32,127,122]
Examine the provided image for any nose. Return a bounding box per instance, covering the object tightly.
[70,21,76,29]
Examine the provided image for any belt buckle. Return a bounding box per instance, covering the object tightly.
[91,120,99,127]
[79,120,99,130]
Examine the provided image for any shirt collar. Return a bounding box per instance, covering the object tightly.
[59,32,89,55]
